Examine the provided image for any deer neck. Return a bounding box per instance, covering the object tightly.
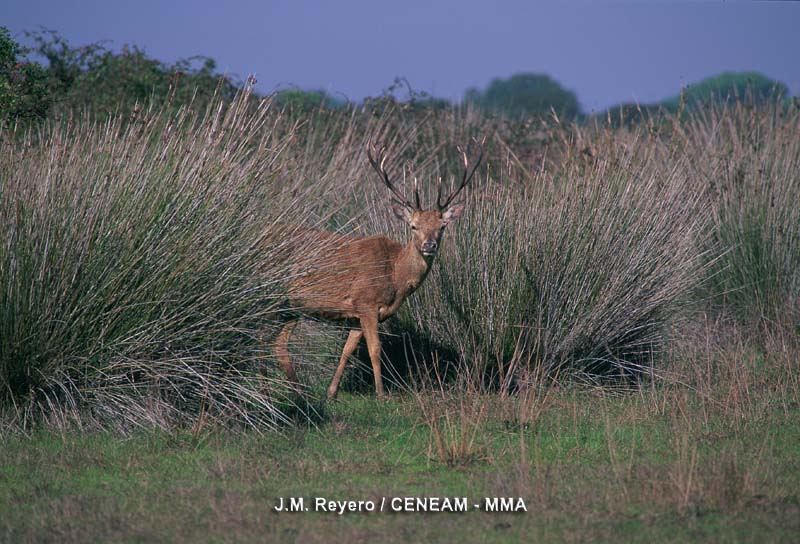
[394,239,434,292]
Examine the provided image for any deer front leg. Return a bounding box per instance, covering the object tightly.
[328,328,363,400]
[359,313,385,399]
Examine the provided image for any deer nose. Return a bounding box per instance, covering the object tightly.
[421,240,437,253]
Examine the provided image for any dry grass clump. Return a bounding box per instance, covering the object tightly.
[0,86,332,432]
[679,99,800,335]
[385,121,708,386]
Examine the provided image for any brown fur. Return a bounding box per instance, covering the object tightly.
[273,210,460,399]
[271,140,481,399]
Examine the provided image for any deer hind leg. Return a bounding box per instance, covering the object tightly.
[360,314,385,399]
[327,328,363,400]
[272,320,299,384]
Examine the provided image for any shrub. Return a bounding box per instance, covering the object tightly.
[0,86,314,432]
[0,27,50,123]
[20,28,242,120]
[386,124,707,386]
[681,99,800,334]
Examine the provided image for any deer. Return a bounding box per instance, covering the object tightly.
[272,139,483,400]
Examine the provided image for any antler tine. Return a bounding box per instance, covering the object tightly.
[438,137,485,210]
[404,162,422,210]
[367,140,417,210]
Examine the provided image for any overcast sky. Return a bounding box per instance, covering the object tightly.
[2,1,798,113]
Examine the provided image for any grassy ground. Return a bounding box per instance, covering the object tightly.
[3,382,798,543]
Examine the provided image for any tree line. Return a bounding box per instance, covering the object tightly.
[1,27,791,126]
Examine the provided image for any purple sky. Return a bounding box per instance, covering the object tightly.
[2,1,798,113]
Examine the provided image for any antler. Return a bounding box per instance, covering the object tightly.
[367,141,420,211]
[437,138,484,211]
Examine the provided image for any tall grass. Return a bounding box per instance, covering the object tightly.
[679,99,800,335]
[0,86,328,432]
[2,87,796,428]
[380,122,708,386]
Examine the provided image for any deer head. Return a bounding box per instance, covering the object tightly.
[367,139,484,257]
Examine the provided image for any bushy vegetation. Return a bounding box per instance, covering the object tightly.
[464,73,581,120]
[681,99,800,334]
[1,28,242,124]
[0,86,317,432]
[660,71,789,111]
[601,72,790,126]
[0,27,50,121]
[385,125,706,386]
[0,27,797,435]
[3,79,799,430]
[6,29,789,129]
[273,88,345,112]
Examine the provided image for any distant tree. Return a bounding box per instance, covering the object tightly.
[598,72,791,127]
[0,27,50,123]
[661,72,789,111]
[465,73,581,120]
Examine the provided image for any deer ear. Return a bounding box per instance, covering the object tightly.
[442,203,465,224]
[391,203,413,223]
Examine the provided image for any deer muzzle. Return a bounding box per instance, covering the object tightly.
[421,240,438,255]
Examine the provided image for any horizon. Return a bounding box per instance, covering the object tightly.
[1,1,798,113]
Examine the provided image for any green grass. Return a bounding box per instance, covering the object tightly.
[2,386,798,543]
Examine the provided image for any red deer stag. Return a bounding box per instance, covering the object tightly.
[273,139,483,399]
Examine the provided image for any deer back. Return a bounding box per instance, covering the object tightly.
[283,227,408,321]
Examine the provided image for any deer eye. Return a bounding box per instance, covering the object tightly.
[410,225,417,230]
